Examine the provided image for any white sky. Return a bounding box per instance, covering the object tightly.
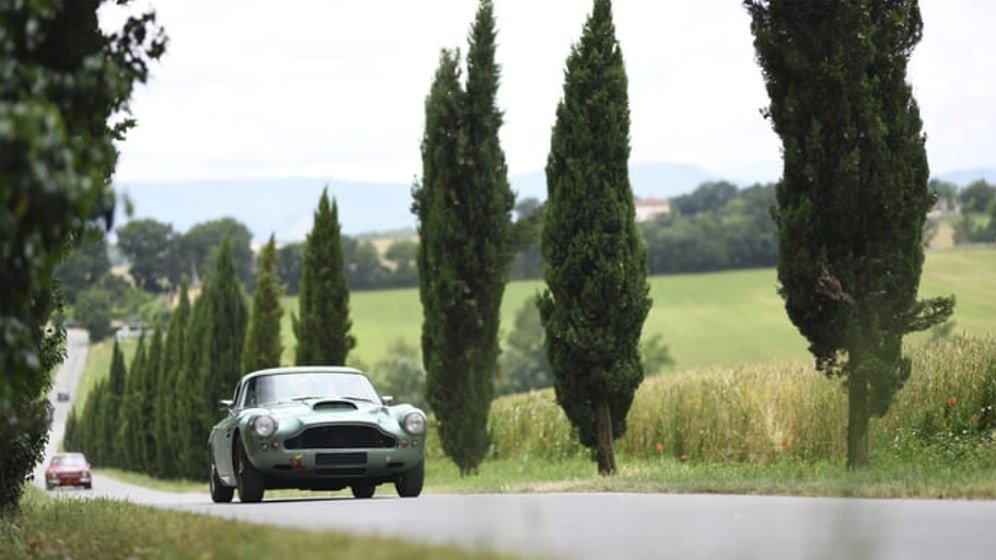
[103,0,995,186]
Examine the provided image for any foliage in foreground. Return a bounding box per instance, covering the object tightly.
[0,0,165,515]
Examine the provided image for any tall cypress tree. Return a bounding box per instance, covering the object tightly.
[462,0,516,437]
[119,334,147,471]
[143,325,164,475]
[180,238,248,480]
[413,47,465,468]
[201,237,249,412]
[538,0,651,476]
[155,278,191,479]
[243,234,285,372]
[414,0,515,475]
[745,0,953,469]
[293,188,355,365]
[103,338,128,468]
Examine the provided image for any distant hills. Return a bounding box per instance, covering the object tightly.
[112,162,994,246]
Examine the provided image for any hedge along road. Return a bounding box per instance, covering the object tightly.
[36,329,996,560]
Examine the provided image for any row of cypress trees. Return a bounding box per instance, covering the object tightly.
[420,0,950,477]
[64,239,249,480]
[63,187,352,480]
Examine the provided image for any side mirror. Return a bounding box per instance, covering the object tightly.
[381,396,394,406]
[218,399,233,411]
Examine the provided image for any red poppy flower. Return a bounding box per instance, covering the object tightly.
[948,396,957,406]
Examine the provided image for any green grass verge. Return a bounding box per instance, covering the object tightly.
[0,487,530,560]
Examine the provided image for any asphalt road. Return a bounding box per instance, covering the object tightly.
[35,329,996,560]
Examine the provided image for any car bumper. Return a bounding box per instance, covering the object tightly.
[217,443,423,490]
[46,474,92,488]
[252,446,422,478]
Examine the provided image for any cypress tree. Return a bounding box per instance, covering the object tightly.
[537,0,651,476]
[414,0,515,475]
[155,278,191,479]
[414,48,469,472]
[102,338,128,468]
[143,325,164,475]
[293,189,355,365]
[119,334,147,471]
[185,238,248,479]
[243,234,285,372]
[63,407,81,452]
[80,379,107,466]
[462,0,516,432]
[179,277,209,480]
[745,0,954,468]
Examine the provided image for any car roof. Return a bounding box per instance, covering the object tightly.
[239,366,367,384]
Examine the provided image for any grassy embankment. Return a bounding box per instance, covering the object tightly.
[10,247,993,559]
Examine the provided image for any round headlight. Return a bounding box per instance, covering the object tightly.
[403,412,426,435]
[251,415,277,438]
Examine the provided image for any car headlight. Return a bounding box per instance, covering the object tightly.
[251,415,277,438]
[402,411,426,435]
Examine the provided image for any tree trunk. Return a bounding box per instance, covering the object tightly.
[846,358,870,470]
[594,396,616,476]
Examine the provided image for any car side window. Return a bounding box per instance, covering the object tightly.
[232,381,243,407]
[243,378,256,408]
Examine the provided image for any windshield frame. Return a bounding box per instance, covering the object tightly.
[240,371,379,408]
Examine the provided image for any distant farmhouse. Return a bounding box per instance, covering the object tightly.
[634,197,671,222]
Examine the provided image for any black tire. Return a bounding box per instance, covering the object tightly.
[351,484,376,499]
[394,460,424,498]
[46,483,54,491]
[236,442,265,503]
[209,457,234,503]
[83,483,92,490]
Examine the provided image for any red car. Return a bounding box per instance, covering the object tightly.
[45,452,92,490]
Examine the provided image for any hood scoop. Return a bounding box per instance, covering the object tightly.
[312,400,359,411]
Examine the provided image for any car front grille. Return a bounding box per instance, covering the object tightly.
[283,425,397,450]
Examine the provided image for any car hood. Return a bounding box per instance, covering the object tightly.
[245,397,400,428]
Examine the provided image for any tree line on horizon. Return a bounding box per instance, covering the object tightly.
[58,174,992,344]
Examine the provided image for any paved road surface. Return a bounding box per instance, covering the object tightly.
[35,329,996,560]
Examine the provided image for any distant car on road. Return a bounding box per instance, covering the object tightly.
[56,389,70,402]
[45,452,92,490]
[207,366,427,503]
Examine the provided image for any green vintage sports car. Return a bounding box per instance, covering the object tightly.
[207,366,427,503]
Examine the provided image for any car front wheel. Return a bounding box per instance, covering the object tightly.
[394,460,424,498]
[209,457,234,503]
[236,442,265,503]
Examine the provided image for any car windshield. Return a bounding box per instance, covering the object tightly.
[247,372,379,406]
[51,454,87,467]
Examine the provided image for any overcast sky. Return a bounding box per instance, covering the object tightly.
[102,0,995,187]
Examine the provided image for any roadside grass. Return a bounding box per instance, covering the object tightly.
[88,331,996,502]
[0,487,529,560]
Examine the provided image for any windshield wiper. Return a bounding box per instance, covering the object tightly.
[340,395,376,403]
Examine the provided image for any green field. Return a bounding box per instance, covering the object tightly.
[283,246,996,373]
